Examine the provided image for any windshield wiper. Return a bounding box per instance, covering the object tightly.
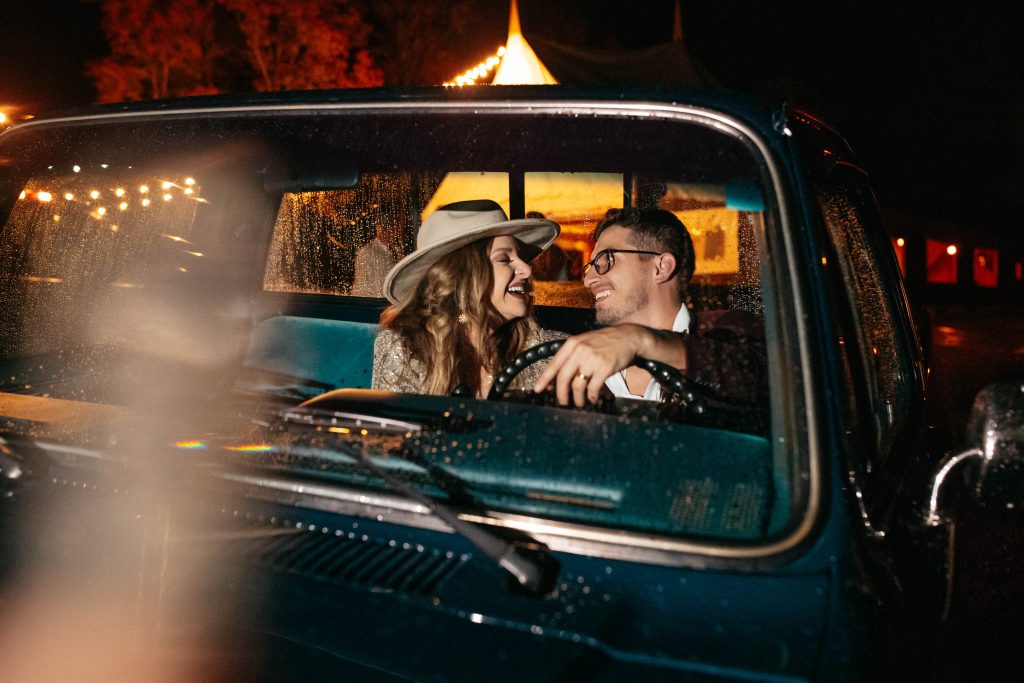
[288,432,558,595]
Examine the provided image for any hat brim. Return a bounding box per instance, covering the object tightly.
[383,218,560,304]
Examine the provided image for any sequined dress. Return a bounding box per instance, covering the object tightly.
[372,324,567,395]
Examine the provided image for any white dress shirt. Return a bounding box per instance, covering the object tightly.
[603,303,690,401]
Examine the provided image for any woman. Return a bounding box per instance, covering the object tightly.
[372,199,565,397]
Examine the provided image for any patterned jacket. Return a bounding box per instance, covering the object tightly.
[372,324,566,395]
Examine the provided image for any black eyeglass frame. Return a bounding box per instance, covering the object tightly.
[583,249,663,276]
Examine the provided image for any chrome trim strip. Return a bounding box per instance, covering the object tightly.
[927,448,982,526]
[5,98,822,562]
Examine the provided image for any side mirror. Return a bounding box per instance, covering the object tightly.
[926,379,1024,525]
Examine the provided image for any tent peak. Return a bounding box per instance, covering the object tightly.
[508,0,522,38]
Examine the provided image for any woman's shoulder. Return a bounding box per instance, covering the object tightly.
[374,327,403,350]
[529,325,569,345]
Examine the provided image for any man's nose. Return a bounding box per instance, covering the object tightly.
[583,268,599,289]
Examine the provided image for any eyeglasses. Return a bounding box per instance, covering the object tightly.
[583,249,662,276]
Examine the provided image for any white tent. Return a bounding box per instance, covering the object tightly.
[491,0,558,85]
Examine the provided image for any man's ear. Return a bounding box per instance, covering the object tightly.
[653,253,678,284]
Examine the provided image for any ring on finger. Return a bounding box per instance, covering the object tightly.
[576,372,591,382]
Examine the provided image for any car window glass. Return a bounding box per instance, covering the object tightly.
[0,172,204,359]
[0,111,795,546]
[816,170,914,467]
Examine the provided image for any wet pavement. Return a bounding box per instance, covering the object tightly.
[924,304,1024,441]
[923,304,1024,682]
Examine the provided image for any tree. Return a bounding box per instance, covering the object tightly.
[368,0,475,86]
[86,0,221,102]
[218,0,382,91]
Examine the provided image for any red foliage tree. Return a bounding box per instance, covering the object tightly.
[86,0,221,103]
[218,0,382,91]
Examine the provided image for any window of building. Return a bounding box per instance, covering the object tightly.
[925,239,958,284]
[973,247,999,288]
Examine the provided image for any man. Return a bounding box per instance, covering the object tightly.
[352,223,400,298]
[533,208,766,408]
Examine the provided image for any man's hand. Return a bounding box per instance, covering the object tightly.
[533,324,687,407]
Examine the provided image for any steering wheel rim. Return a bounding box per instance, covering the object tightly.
[486,339,707,412]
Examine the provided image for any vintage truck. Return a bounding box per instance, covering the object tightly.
[0,87,1020,680]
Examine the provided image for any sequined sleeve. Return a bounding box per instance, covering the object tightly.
[372,329,426,393]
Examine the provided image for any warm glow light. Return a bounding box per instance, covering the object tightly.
[0,112,6,124]
[896,237,905,247]
[184,187,194,195]
[73,165,81,173]
[110,225,119,232]
[161,181,173,190]
[139,184,149,193]
[118,202,128,210]
[19,190,26,199]
[52,215,60,222]
[89,190,100,199]
[37,191,52,202]
[184,177,195,186]
[115,188,125,197]
[946,245,958,256]
[163,193,173,201]
[184,250,203,257]
[141,198,151,206]
[64,192,74,200]
[444,44,506,86]
[96,207,106,216]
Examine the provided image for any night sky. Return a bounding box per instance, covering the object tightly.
[2,0,1022,234]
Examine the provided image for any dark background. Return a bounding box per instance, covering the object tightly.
[3,0,1023,235]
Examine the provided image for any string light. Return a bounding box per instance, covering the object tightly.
[444,45,506,86]
[90,190,100,200]
[64,192,74,201]
[37,191,52,202]
[115,188,125,197]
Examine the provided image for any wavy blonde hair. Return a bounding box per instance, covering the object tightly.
[380,238,535,396]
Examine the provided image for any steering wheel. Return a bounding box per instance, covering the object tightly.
[485,339,707,413]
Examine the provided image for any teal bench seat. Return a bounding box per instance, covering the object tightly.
[243,316,379,397]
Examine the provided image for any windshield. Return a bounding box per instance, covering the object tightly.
[0,106,797,549]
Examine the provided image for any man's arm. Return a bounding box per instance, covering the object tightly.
[532,323,687,406]
[533,311,767,408]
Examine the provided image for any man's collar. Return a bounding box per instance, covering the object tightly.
[671,302,691,333]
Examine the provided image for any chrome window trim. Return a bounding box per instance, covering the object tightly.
[4,98,822,563]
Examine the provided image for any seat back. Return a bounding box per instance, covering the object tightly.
[244,316,378,394]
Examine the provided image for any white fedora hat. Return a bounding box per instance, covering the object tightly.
[382,199,559,304]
